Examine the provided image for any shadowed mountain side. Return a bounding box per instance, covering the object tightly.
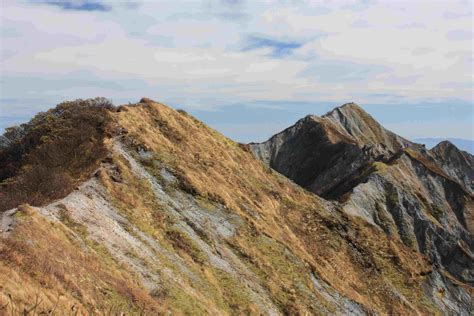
[250,102,474,301]
[430,140,474,194]
[250,103,415,198]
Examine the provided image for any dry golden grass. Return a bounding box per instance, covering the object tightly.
[112,99,439,314]
[0,205,164,315]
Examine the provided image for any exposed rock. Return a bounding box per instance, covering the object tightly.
[250,103,416,198]
[430,140,474,194]
[0,135,9,149]
[0,208,17,235]
[251,102,474,311]
[0,125,26,149]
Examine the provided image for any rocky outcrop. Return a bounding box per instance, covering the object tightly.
[0,136,8,149]
[251,102,474,311]
[250,103,418,198]
[430,140,474,194]
[344,152,474,284]
[0,126,26,149]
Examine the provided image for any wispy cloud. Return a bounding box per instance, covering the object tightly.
[242,35,303,58]
[33,0,111,12]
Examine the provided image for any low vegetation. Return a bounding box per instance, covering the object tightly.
[0,98,113,212]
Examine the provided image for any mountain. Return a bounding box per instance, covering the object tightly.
[251,103,474,311]
[430,140,474,194]
[415,138,474,155]
[250,103,414,198]
[0,98,472,314]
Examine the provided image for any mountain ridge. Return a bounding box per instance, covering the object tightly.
[415,138,474,155]
[0,98,472,314]
[250,103,473,294]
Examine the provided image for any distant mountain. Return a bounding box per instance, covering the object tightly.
[414,137,474,154]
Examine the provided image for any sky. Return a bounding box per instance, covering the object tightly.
[0,0,473,146]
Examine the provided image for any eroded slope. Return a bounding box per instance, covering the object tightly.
[250,102,474,313]
[250,103,415,198]
[0,99,471,314]
[430,140,474,194]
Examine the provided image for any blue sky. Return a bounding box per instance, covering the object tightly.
[0,0,473,145]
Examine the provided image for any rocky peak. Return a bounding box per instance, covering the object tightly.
[323,102,364,119]
[324,102,411,153]
[250,103,413,198]
[430,140,474,194]
[432,140,469,159]
[250,102,473,302]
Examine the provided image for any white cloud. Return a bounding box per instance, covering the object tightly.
[0,0,472,114]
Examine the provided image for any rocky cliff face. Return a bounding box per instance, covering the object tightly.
[251,103,474,313]
[250,103,415,198]
[430,140,474,194]
[0,99,472,314]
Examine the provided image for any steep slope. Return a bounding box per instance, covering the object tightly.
[250,103,414,198]
[251,103,474,311]
[323,103,411,153]
[430,140,474,194]
[1,98,470,314]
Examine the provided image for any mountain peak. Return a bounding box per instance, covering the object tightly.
[323,102,367,119]
[323,102,374,126]
[433,140,457,151]
[253,102,411,172]
[431,139,473,160]
[250,102,413,198]
[322,103,411,151]
[430,139,474,193]
[325,102,363,116]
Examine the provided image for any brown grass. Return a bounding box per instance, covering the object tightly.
[112,99,439,314]
[0,205,164,315]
